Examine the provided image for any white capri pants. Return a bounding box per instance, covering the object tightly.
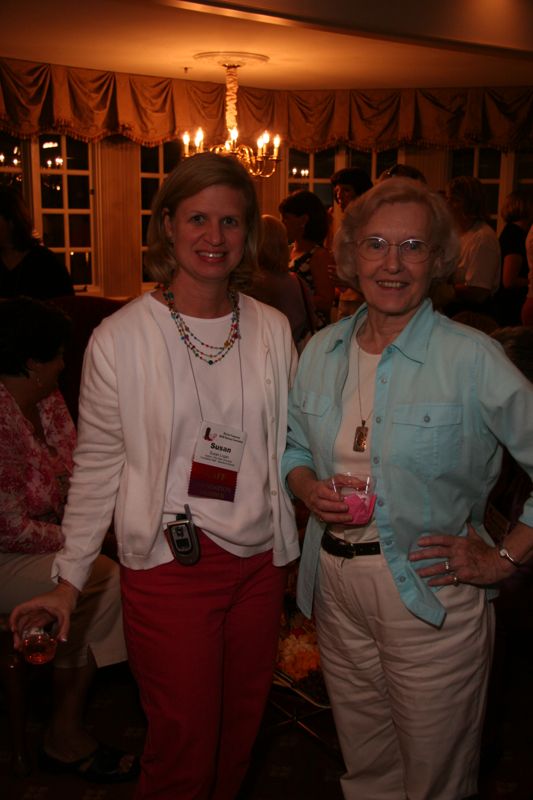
[315,549,494,800]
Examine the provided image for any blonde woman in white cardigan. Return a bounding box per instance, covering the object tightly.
[11,153,299,800]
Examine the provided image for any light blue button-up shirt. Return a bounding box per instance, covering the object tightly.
[281,299,533,626]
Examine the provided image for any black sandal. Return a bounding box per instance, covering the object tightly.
[39,744,140,783]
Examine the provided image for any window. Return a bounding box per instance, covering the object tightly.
[287,146,399,245]
[515,151,533,189]
[0,132,24,188]
[451,147,502,228]
[140,141,182,282]
[37,135,94,286]
[346,147,398,182]
[288,148,335,208]
[288,146,399,207]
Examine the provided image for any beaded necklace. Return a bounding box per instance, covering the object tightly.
[162,287,240,365]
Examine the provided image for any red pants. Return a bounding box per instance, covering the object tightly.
[121,531,287,800]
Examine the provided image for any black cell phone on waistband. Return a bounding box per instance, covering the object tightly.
[164,504,201,566]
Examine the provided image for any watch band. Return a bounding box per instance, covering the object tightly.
[498,546,521,567]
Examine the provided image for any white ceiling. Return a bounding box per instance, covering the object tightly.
[1,0,532,91]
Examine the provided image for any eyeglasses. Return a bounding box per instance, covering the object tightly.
[356,236,432,263]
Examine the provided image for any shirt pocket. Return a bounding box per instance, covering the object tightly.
[390,403,463,480]
[299,390,331,417]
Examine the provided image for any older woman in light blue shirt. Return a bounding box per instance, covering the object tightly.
[282,178,533,800]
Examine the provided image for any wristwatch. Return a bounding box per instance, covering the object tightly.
[498,546,521,567]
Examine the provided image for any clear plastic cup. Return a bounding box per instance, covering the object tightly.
[21,627,57,665]
[331,473,376,525]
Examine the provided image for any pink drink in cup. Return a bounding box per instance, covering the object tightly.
[344,489,376,524]
[332,474,376,525]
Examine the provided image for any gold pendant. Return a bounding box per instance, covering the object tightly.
[353,423,368,452]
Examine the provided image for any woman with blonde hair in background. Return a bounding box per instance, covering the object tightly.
[248,214,317,352]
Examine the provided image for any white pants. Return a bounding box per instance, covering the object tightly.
[315,550,494,800]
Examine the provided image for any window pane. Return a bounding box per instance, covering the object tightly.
[141,145,159,173]
[142,257,152,283]
[314,148,335,179]
[288,181,307,194]
[313,183,333,209]
[347,149,372,174]
[141,177,160,211]
[69,214,91,247]
[41,175,64,208]
[68,175,90,209]
[39,135,63,169]
[289,150,310,179]
[66,138,89,170]
[70,252,92,284]
[0,132,23,171]
[42,214,65,247]
[0,173,23,188]
[515,151,533,180]
[142,215,151,246]
[54,251,67,268]
[483,184,500,217]
[451,149,474,177]
[478,148,501,180]
[163,141,182,173]
[376,149,398,178]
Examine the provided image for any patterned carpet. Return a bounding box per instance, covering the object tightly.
[1,638,532,800]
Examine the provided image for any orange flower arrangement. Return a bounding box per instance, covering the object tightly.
[277,629,320,681]
[277,610,321,681]
[276,570,329,706]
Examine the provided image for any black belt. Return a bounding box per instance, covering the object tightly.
[321,530,381,558]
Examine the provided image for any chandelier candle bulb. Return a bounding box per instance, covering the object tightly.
[194,128,204,152]
[182,132,190,156]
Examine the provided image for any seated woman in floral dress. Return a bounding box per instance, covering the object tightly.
[0,296,136,783]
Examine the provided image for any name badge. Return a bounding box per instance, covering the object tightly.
[188,421,247,502]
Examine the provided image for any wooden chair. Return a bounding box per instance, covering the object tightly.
[0,613,31,775]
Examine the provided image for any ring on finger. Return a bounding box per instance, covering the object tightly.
[451,573,459,586]
[444,559,450,573]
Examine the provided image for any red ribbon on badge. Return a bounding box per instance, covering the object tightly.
[188,461,238,502]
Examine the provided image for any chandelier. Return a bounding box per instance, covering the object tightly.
[182,53,281,179]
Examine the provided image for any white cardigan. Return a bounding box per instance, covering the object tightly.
[53,292,300,591]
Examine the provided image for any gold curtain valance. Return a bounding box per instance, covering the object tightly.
[1,57,532,151]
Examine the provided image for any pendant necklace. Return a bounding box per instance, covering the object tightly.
[353,341,373,453]
[162,288,240,365]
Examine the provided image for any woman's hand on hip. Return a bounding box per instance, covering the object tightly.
[408,523,515,587]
